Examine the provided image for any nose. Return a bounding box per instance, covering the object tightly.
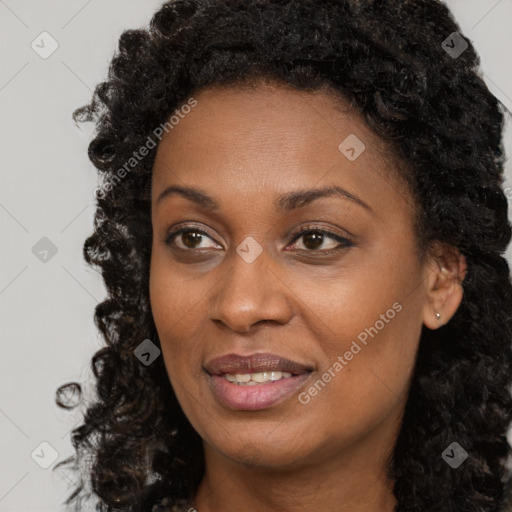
[210,250,294,333]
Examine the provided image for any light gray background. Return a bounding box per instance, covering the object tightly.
[1,1,511,511]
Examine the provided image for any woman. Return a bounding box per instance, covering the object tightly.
[56,0,512,511]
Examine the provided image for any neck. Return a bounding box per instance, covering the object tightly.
[193,424,399,512]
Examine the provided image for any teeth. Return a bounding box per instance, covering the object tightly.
[224,371,294,385]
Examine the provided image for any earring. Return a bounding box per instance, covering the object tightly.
[435,312,441,320]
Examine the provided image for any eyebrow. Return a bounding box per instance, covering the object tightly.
[156,184,372,213]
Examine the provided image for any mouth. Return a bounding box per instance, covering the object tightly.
[205,352,314,376]
[223,370,295,385]
[204,352,314,410]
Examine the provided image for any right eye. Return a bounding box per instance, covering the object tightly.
[164,226,223,251]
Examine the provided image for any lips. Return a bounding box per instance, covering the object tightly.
[204,352,313,376]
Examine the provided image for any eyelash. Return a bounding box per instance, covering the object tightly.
[163,224,354,255]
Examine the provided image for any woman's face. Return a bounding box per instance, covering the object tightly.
[150,82,437,470]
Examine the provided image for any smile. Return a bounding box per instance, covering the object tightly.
[208,371,311,410]
[224,371,293,385]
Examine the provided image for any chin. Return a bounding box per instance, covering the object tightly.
[212,435,310,470]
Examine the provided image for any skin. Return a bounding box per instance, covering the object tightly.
[149,81,466,512]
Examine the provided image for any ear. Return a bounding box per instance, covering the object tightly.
[422,242,467,329]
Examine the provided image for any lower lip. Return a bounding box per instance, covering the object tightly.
[208,373,311,410]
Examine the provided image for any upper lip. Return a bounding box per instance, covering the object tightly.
[204,352,314,376]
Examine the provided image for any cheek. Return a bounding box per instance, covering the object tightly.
[295,244,424,432]
[300,241,421,354]
[294,305,420,454]
[149,259,211,433]
[149,252,207,375]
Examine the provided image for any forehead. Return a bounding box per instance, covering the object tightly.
[151,82,412,216]
[155,82,375,157]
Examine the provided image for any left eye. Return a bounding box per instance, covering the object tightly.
[287,229,353,252]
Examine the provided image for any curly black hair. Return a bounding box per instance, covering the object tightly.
[56,0,512,511]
